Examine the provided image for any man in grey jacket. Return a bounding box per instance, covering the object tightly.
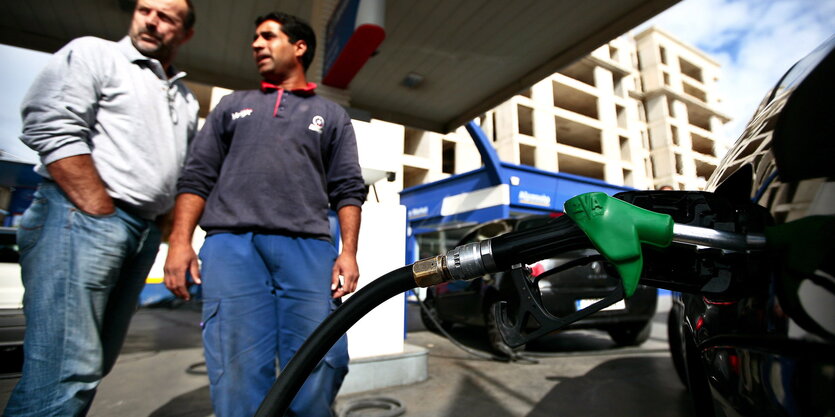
[3,0,198,415]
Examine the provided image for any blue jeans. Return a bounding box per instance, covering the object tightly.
[199,233,349,417]
[3,182,161,417]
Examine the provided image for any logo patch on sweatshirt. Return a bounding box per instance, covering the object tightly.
[232,108,253,120]
[308,115,324,133]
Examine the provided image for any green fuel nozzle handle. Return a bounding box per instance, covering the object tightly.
[565,192,674,297]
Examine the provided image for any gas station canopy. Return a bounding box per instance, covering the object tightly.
[0,0,678,133]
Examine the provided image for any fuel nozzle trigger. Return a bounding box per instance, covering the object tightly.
[494,261,625,348]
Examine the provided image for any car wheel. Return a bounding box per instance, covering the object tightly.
[419,295,451,334]
[607,320,652,346]
[485,301,525,356]
[667,306,689,388]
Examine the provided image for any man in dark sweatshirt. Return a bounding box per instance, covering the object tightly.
[163,12,366,417]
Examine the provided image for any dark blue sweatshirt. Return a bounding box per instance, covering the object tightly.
[178,84,366,240]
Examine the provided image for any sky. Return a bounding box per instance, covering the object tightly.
[1,0,834,164]
[634,0,835,144]
[0,44,50,163]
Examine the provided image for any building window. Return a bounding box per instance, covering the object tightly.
[404,128,422,156]
[663,72,671,86]
[683,83,707,102]
[667,98,675,118]
[613,74,626,97]
[553,81,599,119]
[659,45,668,65]
[555,115,602,153]
[687,106,712,131]
[671,124,680,146]
[622,168,633,187]
[675,153,684,175]
[619,136,631,161]
[616,104,627,129]
[403,165,429,189]
[442,140,456,174]
[558,154,605,180]
[520,144,536,167]
[679,57,704,82]
[559,60,596,86]
[692,132,714,156]
[517,104,534,136]
[695,159,715,179]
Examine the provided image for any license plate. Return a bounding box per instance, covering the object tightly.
[575,298,626,311]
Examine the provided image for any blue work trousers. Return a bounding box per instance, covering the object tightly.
[199,232,349,417]
[3,182,160,417]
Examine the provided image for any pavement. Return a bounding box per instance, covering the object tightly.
[1,296,696,416]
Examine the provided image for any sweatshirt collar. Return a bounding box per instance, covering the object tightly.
[260,81,317,95]
[259,81,317,117]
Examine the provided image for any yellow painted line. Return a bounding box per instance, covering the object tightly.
[146,277,165,284]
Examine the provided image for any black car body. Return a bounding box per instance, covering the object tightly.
[665,36,835,417]
[422,214,658,353]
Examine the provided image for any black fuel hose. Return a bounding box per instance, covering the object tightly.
[254,264,416,417]
[490,215,591,269]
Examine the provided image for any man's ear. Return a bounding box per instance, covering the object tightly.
[294,40,307,58]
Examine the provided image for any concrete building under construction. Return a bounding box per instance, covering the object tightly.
[395,27,731,195]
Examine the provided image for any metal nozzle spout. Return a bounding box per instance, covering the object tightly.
[673,224,766,251]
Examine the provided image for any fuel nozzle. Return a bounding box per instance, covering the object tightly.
[412,191,770,349]
[411,191,676,297]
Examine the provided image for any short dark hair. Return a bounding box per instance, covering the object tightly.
[130,0,195,29]
[255,12,316,71]
[183,0,196,30]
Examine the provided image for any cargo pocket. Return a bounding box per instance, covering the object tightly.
[323,335,350,370]
[201,300,224,385]
[323,298,350,372]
